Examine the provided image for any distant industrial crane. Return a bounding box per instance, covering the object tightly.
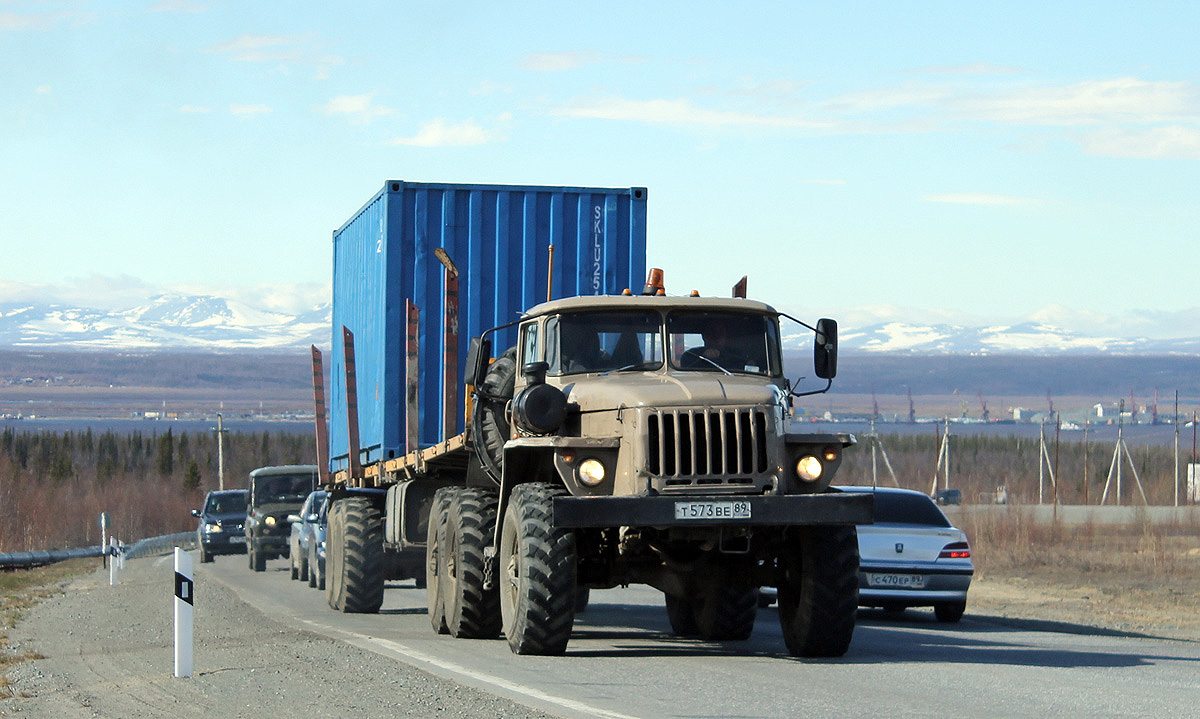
[907,387,915,424]
[978,392,990,422]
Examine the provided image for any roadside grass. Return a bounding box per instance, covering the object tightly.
[0,559,96,698]
[957,509,1200,637]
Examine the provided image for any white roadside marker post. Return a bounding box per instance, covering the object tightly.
[108,537,118,586]
[174,547,194,678]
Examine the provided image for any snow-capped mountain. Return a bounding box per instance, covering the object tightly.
[2,296,1197,354]
[829,321,1199,354]
[0,295,329,350]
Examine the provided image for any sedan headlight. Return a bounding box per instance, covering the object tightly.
[204,523,222,533]
[577,458,607,487]
[795,455,823,482]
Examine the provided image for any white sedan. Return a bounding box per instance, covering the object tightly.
[841,485,974,622]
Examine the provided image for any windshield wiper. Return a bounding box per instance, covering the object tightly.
[693,354,733,376]
[600,361,660,376]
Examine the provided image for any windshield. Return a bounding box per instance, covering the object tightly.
[205,492,247,515]
[667,311,780,376]
[547,311,664,376]
[253,474,315,505]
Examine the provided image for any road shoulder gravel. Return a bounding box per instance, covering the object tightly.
[0,555,551,719]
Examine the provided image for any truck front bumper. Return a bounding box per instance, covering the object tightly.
[552,492,872,529]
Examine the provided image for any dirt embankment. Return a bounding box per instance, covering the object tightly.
[0,558,552,718]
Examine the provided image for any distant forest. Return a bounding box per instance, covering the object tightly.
[0,427,315,554]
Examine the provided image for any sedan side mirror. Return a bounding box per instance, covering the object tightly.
[191,509,202,518]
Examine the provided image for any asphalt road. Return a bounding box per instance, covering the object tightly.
[205,553,1200,719]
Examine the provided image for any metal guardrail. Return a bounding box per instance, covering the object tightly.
[0,545,109,569]
[123,533,196,560]
[0,532,197,570]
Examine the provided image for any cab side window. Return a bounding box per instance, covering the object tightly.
[520,322,540,366]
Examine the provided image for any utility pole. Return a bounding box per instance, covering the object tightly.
[215,413,227,490]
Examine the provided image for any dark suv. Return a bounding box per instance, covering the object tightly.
[192,489,249,563]
[245,465,318,572]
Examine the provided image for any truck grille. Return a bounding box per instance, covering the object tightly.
[646,408,769,485]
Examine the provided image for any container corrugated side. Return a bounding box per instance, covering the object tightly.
[329,181,647,470]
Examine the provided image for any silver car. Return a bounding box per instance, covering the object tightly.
[841,486,974,622]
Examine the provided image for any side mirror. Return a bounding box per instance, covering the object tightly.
[814,318,838,379]
[286,514,302,524]
[465,336,492,387]
[191,509,202,518]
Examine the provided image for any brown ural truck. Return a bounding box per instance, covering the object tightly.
[323,273,872,657]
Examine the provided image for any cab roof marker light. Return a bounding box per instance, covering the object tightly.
[642,268,665,295]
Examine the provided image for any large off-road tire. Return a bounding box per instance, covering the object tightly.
[326,496,385,614]
[500,483,577,655]
[426,487,454,634]
[665,594,700,636]
[251,541,266,572]
[444,487,502,638]
[574,587,591,613]
[777,525,859,658]
[199,545,212,564]
[695,587,760,641]
[478,347,516,473]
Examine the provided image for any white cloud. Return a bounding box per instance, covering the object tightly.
[387,119,495,147]
[0,277,329,316]
[179,104,211,114]
[1078,125,1200,159]
[0,10,86,31]
[150,0,206,12]
[34,85,51,95]
[1028,304,1200,340]
[320,93,395,123]
[915,62,1024,76]
[208,33,343,79]
[520,51,645,72]
[923,193,1043,206]
[957,77,1200,127]
[553,96,828,129]
[230,103,271,118]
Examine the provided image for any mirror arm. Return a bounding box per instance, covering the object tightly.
[779,311,816,332]
[790,378,833,398]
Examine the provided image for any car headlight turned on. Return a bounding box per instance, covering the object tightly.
[578,458,607,487]
[205,523,223,533]
[265,516,277,527]
[795,455,823,482]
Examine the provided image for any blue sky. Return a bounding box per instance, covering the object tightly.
[2,1,1198,338]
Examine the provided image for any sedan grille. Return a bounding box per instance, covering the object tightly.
[646,408,769,485]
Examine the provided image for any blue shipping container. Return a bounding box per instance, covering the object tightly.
[329,180,648,470]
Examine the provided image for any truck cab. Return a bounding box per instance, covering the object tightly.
[499,294,849,501]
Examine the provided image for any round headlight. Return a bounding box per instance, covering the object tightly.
[578,458,606,487]
[205,523,223,533]
[795,455,823,482]
[265,516,277,527]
